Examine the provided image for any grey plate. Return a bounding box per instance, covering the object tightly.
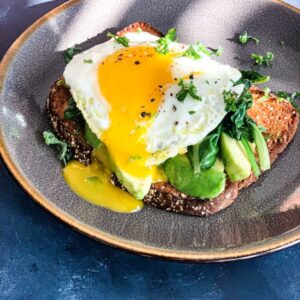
[1,0,300,261]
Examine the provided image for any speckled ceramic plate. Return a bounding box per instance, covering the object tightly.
[1,0,300,262]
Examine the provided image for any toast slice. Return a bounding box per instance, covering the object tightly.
[47,22,299,216]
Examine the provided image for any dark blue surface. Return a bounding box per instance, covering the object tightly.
[1,1,300,299]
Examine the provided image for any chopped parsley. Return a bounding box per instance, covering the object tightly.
[84,176,101,183]
[83,59,93,64]
[240,70,270,84]
[251,52,274,66]
[238,31,259,45]
[43,131,72,165]
[137,27,143,33]
[183,43,223,60]
[107,32,129,47]
[276,91,300,114]
[188,111,196,115]
[129,155,142,161]
[56,78,70,88]
[64,97,84,122]
[64,47,81,64]
[176,79,202,102]
[155,28,177,54]
[183,45,202,60]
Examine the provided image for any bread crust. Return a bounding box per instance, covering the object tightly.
[47,22,299,216]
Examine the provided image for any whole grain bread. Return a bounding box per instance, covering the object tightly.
[47,22,299,216]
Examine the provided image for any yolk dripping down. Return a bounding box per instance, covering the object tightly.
[98,46,173,179]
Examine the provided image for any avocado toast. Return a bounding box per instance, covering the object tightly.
[46,22,299,216]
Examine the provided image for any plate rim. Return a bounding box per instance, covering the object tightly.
[1,0,300,262]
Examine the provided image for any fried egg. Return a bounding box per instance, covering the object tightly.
[64,31,242,196]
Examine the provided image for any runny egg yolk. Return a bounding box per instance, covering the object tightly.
[98,46,173,179]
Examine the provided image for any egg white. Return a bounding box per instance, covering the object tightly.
[64,31,242,166]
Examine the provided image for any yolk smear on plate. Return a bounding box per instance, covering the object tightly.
[98,46,174,180]
[63,160,143,213]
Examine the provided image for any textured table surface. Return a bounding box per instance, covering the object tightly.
[1,1,300,299]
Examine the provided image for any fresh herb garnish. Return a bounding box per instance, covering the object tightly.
[238,31,259,45]
[251,52,274,66]
[240,70,270,84]
[137,27,143,33]
[155,28,177,54]
[129,155,142,161]
[64,47,81,64]
[84,176,101,183]
[56,78,70,88]
[183,45,202,60]
[188,111,196,115]
[43,131,72,164]
[64,97,84,122]
[276,91,300,114]
[188,126,222,174]
[223,81,254,141]
[83,59,93,64]
[107,32,129,47]
[183,43,222,59]
[176,79,202,102]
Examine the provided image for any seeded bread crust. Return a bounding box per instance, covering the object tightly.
[47,22,299,216]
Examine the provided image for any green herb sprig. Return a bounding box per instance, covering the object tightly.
[238,31,259,44]
[251,52,274,66]
[107,32,129,47]
[64,97,84,122]
[276,91,300,114]
[64,47,81,64]
[43,131,72,164]
[155,28,177,54]
[176,79,202,102]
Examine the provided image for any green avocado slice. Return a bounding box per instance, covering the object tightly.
[163,155,226,199]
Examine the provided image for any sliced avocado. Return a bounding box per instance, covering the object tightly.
[85,123,101,149]
[220,132,251,181]
[163,155,226,199]
[93,145,151,200]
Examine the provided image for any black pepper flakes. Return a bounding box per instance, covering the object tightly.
[141,111,151,118]
[189,74,194,80]
[172,105,177,112]
[174,121,179,126]
[150,98,155,102]
[134,60,141,65]
[170,93,173,96]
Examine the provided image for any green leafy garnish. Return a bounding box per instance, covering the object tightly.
[276,91,300,114]
[43,131,72,164]
[176,79,202,102]
[56,78,70,88]
[107,32,129,47]
[238,31,259,45]
[223,81,254,141]
[251,52,274,66]
[183,45,202,60]
[155,28,177,54]
[137,27,143,33]
[84,176,101,183]
[83,59,93,64]
[129,155,142,161]
[240,70,270,84]
[64,47,81,64]
[64,97,84,122]
[188,126,222,174]
[183,43,223,59]
[188,111,196,115]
